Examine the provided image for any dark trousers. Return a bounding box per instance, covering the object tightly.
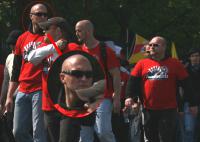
[112,112,130,142]
[44,111,61,142]
[59,112,96,142]
[143,108,177,142]
[59,117,80,142]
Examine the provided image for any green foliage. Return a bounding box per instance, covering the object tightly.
[0,0,16,40]
[0,0,200,58]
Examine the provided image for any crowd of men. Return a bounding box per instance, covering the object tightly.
[0,2,200,142]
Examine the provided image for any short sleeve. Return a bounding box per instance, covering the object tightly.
[175,59,188,80]
[130,61,143,77]
[14,35,23,55]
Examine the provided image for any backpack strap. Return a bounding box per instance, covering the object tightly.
[99,42,108,73]
[99,42,112,89]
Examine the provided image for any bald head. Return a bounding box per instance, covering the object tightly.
[60,54,93,90]
[150,36,167,48]
[29,3,48,33]
[61,54,92,71]
[76,20,94,33]
[30,3,47,14]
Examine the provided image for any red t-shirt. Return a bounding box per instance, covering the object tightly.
[42,43,80,111]
[131,57,188,110]
[81,44,120,98]
[15,31,44,93]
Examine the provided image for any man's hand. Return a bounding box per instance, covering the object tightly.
[56,39,68,50]
[123,98,140,115]
[124,98,134,108]
[112,94,121,114]
[84,99,102,113]
[4,96,13,113]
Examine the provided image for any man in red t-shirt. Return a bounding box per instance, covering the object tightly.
[75,20,121,142]
[4,3,48,142]
[125,36,198,142]
[27,17,105,142]
[27,17,80,142]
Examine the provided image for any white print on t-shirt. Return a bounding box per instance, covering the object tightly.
[23,41,42,61]
[146,66,168,80]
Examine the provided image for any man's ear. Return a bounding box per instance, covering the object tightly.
[60,73,65,84]
[56,27,62,36]
[86,31,90,36]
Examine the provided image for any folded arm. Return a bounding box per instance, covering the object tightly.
[27,44,56,65]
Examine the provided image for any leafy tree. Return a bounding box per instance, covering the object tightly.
[1,0,200,59]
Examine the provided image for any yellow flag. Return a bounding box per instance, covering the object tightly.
[128,34,148,64]
[171,42,178,59]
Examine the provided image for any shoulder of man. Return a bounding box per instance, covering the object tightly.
[98,41,118,59]
[61,42,81,53]
[167,57,183,65]
[18,31,30,38]
[68,42,81,50]
[15,31,30,43]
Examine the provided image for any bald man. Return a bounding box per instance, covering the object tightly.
[60,55,94,108]
[126,36,197,142]
[5,3,48,142]
[58,54,103,142]
[75,20,121,142]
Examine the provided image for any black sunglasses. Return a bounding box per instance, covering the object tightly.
[62,70,93,78]
[149,43,160,47]
[31,12,48,17]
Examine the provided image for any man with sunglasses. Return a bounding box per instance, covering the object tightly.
[125,36,198,142]
[54,54,93,142]
[49,53,104,142]
[59,55,98,111]
[24,16,79,142]
[4,3,48,142]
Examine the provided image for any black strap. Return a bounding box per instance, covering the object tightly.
[99,42,112,89]
[99,42,108,72]
[11,55,22,82]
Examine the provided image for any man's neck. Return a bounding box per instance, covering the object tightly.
[152,54,165,61]
[32,23,42,34]
[84,38,99,49]
[32,24,37,33]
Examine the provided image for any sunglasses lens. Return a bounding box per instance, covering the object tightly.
[72,71,84,78]
[149,44,159,47]
[84,72,93,78]
[63,70,93,78]
[32,12,47,17]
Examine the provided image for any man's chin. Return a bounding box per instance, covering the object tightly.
[150,52,157,56]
